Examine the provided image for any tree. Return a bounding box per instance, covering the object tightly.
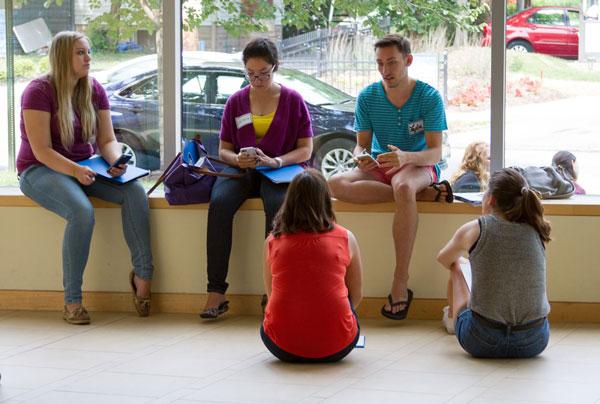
[282,0,488,45]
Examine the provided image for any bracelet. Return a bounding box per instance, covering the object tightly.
[274,157,283,168]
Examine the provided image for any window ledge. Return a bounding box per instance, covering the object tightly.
[1,187,599,216]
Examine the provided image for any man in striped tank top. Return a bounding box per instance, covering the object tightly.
[329,34,453,320]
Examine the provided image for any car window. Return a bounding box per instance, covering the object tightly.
[528,9,566,26]
[124,77,158,101]
[215,75,246,104]
[182,72,207,103]
[276,68,353,106]
[568,10,580,27]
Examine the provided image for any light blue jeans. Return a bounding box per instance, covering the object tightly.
[19,165,154,304]
[456,308,549,358]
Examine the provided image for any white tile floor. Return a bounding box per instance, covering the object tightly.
[1,311,600,403]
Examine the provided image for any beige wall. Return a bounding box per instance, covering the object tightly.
[1,205,598,303]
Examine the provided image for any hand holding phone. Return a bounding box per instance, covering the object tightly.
[110,154,132,169]
[355,151,379,167]
[107,154,131,177]
[240,147,258,157]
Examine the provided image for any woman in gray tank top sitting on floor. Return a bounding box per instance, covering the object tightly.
[437,168,551,358]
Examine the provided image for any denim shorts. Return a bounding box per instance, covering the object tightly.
[455,308,550,358]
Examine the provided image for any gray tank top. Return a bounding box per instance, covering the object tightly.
[469,214,550,325]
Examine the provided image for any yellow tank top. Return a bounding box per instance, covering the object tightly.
[252,111,275,140]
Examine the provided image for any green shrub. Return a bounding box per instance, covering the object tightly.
[88,29,111,52]
[14,59,35,78]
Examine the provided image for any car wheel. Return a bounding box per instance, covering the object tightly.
[314,137,356,180]
[507,40,533,53]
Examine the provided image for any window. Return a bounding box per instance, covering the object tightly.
[529,10,566,26]
[568,10,580,27]
[215,75,246,104]
[126,78,159,101]
[182,71,207,103]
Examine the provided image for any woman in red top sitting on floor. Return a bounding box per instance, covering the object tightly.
[261,169,363,362]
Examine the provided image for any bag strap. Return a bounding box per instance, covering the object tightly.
[190,165,246,178]
[146,152,182,196]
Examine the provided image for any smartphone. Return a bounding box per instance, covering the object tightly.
[240,147,258,157]
[355,151,379,166]
[355,335,366,348]
[110,154,132,169]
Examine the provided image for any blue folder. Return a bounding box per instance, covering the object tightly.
[78,156,150,184]
[256,164,305,184]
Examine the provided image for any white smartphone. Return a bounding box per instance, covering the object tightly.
[355,151,379,166]
[240,147,257,157]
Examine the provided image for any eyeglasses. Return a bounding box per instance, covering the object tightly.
[245,66,274,82]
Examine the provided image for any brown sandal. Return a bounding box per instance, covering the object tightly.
[63,305,91,325]
[129,271,151,317]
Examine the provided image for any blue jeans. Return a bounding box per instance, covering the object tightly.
[456,309,550,358]
[19,165,154,304]
[207,167,288,294]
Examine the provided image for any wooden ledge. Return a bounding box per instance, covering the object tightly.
[1,188,600,216]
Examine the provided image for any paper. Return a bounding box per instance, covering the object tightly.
[454,192,485,206]
[355,335,366,348]
[459,258,472,292]
[78,156,149,184]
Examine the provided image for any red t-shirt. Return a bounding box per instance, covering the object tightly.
[263,224,358,358]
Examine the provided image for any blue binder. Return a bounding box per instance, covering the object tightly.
[255,164,305,184]
[78,156,150,184]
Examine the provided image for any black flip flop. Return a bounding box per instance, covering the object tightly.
[432,180,454,203]
[199,300,229,319]
[381,289,414,320]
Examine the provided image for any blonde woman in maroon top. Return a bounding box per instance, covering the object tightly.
[262,169,363,362]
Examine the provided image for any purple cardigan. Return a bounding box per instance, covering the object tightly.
[220,84,313,158]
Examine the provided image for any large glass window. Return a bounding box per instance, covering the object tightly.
[506,2,600,195]
[1,0,161,184]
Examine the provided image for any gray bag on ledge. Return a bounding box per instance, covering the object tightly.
[511,165,575,199]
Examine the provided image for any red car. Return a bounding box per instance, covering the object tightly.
[481,6,580,59]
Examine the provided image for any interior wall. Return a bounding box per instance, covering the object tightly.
[1,206,598,303]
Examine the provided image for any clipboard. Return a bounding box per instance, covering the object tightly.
[255,164,304,184]
[78,156,150,184]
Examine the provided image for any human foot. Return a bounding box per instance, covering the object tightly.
[129,271,151,317]
[63,304,90,325]
[381,289,413,320]
[442,305,455,334]
[200,292,229,319]
[418,180,454,203]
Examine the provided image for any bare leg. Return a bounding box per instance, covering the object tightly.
[204,292,226,311]
[328,169,394,204]
[385,166,432,313]
[133,275,151,298]
[447,278,453,316]
[449,263,470,320]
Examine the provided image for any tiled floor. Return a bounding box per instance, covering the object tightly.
[1,311,600,403]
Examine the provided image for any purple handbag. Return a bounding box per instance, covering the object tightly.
[147,140,244,205]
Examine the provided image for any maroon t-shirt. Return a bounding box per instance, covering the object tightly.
[17,76,110,174]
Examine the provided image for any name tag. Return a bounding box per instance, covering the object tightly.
[235,113,253,129]
[408,119,424,136]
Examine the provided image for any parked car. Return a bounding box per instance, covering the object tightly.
[98,52,357,178]
[98,51,450,178]
[481,6,579,59]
